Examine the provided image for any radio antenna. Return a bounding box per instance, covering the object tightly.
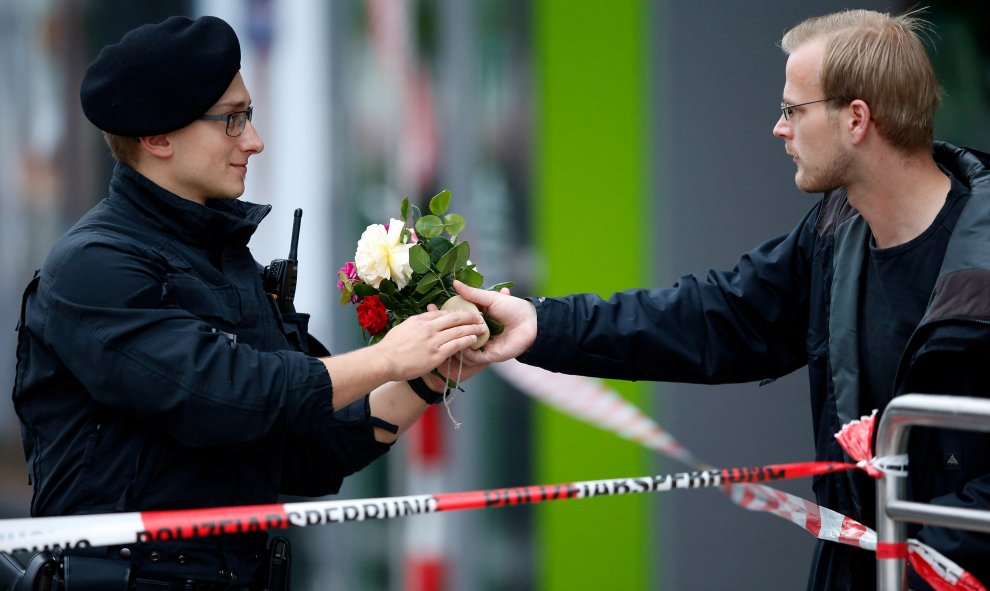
[288,208,302,261]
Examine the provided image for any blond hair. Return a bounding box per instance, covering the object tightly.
[102,132,142,166]
[781,9,941,153]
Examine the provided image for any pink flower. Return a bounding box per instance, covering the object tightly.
[337,262,358,290]
[337,262,360,304]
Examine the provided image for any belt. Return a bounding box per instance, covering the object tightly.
[49,578,253,591]
[132,577,254,591]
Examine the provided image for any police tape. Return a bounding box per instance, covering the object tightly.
[2,364,982,589]
[729,482,984,591]
[494,360,987,591]
[727,482,875,549]
[908,540,987,591]
[728,475,986,591]
[0,460,856,555]
[492,359,704,467]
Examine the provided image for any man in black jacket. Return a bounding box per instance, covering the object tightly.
[455,8,990,591]
[12,15,486,590]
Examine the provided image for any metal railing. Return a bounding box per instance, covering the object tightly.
[875,393,990,589]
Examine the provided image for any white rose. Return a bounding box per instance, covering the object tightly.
[354,218,414,289]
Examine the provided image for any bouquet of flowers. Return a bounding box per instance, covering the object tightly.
[337,189,512,349]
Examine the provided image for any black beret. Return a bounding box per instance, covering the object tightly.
[80,16,241,136]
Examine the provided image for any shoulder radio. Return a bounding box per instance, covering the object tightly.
[262,208,302,312]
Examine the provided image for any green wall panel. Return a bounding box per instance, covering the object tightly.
[534,2,652,589]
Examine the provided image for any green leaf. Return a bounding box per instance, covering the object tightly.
[487,281,516,291]
[400,197,410,222]
[337,273,356,306]
[429,189,451,216]
[455,266,483,288]
[443,213,466,236]
[379,279,398,295]
[409,244,431,274]
[452,241,470,270]
[368,332,386,345]
[416,286,445,307]
[416,215,444,239]
[378,292,399,310]
[415,273,440,294]
[436,245,460,276]
[484,314,504,336]
[436,241,470,277]
[430,368,464,391]
[354,283,378,298]
[397,299,420,315]
[426,236,454,263]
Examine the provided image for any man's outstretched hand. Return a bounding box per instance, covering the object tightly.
[453,280,538,364]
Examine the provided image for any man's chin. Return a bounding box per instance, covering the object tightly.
[795,174,839,194]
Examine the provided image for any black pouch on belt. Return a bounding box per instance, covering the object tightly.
[61,555,130,591]
[265,537,291,591]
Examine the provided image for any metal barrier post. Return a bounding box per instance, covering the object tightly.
[875,394,990,590]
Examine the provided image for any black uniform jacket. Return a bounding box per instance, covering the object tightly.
[13,163,391,585]
[518,143,990,590]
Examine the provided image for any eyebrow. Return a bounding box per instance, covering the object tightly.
[213,99,252,110]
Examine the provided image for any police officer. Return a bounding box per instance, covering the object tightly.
[12,15,487,590]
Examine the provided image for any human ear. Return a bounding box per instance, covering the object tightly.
[847,99,871,145]
[138,134,173,159]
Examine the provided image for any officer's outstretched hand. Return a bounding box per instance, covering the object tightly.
[376,308,487,381]
[453,280,537,363]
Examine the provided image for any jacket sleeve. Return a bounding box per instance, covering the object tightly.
[518,203,822,384]
[280,310,332,357]
[276,301,388,495]
[908,437,990,591]
[911,475,990,590]
[40,238,334,448]
[279,395,393,496]
[903,350,990,588]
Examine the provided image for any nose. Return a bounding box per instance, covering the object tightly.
[772,114,791,140]
[239,120,265,155]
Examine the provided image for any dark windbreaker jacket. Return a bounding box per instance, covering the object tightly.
[12,163,390,585]
[518,142,990,590]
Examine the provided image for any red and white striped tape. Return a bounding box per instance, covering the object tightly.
[729,483,985,590]
[1,361,983,590]
[908,540,987,591]
[0,462,853,555]
[494,359,986,591]
[727,482,875,549]
[493,360,703,467]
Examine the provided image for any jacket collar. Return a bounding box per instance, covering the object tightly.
[892,143,990,394]
[933,142,990,276]
[107,162,272,248]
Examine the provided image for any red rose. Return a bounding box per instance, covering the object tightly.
[356,295,389,335]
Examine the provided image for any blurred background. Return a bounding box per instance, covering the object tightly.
[1,0,988,589]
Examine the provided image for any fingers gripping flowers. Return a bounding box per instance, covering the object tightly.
[338,190,514,346]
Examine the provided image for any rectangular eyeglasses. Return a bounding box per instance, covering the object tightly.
[200,106,254,137]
